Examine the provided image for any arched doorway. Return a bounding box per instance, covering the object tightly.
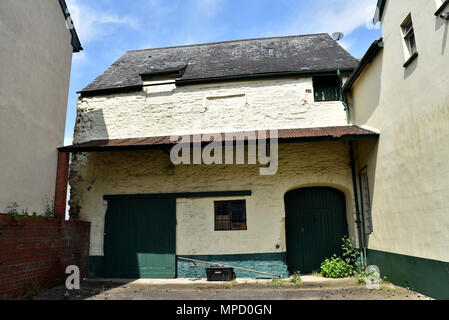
[285,187,348,274]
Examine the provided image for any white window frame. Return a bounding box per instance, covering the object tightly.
[401,15,417,59]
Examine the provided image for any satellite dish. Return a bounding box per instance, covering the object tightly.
[332,32,345,41]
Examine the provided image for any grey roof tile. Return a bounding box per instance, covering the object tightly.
[80,33,358,93]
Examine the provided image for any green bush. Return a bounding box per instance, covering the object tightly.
[320,236,362,279]
[320,255,352,278]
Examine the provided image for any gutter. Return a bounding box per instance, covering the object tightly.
[175,68,355,86]
[373,0,386,24]
[58,0,83,52]
[343,39,383,93]
[78,85,143,98]
[435,0,449,16]
[78,68,356,97]
[337,69,351,125]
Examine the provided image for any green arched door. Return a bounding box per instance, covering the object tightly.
[285,187,348,274]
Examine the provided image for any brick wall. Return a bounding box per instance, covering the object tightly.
[0,216,90,299]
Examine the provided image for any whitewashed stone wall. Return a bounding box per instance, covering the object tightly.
[69,142,357,257]
[74,77,348,143]
[71,77,356,256]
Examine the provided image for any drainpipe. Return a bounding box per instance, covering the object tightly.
[358,166,369,267]
[338,69,351,125]
[349,141,365,267]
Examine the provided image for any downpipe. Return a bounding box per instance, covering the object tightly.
[349,141,366,268]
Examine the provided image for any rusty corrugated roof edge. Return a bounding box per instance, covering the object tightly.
[59,125,379,153]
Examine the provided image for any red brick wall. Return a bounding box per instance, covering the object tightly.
[0,216,90,299]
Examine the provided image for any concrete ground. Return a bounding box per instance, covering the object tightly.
[32,276,432,300]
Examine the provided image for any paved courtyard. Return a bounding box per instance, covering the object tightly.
[32,276,431,300]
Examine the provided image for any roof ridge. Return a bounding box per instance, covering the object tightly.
[128,33,331,53]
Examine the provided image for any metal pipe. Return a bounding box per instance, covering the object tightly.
[358,166,370,267]
[338,69,351,125]
[349,141,365,267]
[177,257,281,278]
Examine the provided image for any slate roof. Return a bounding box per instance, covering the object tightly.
[80,33,359,95]
[60,126,379,153]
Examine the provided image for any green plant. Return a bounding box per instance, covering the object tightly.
[352,265,382,286]
[341,236,360,274]
[21,208,30,217]
[320,236,364,279]
[3,198,56,221]
[356,271,368,285]
[5,202,20,220]
[268,275,302,288]
[290,272,302,285]
[270,278,287,287]
[44,197,55,219]
[22,281,43,299]
[320,254,352,278]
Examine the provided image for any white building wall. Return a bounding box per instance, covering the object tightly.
[0,0,74,214]
[74,77,349,143]
[71,49,354,258]
[69,142,357,257]
[351,0,449,262]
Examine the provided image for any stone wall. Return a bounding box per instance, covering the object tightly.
[69,142,357,259]
[74,77,348,143]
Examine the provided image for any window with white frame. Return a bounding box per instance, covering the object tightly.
[402,16,417,57]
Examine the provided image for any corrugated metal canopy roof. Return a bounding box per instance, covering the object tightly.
[60,126,379,153]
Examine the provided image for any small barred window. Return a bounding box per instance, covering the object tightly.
[214,200,247,231]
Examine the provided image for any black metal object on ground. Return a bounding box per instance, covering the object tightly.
[206,267,236,282]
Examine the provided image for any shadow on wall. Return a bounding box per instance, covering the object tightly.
[404,55,418,80]
[354,139,380,251]
[74,107,109,143]
[352,51,383,124]
[435,14,449,55]
[69,108,109,220]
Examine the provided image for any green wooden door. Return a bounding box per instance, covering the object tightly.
[104,198,176,278]
[285,187,348,274]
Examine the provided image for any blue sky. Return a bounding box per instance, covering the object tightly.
[65,0,382,145]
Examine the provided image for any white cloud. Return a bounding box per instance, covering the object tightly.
[283,0,379,38]
[67,0,139,44]
[339,39,355,51]
[195,0,223,18]
[72,50,88,67]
